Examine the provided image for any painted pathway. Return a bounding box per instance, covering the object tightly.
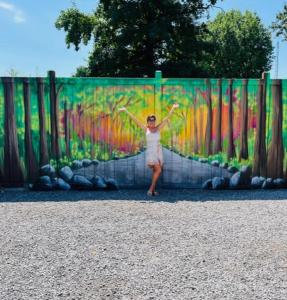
[74,147,232,188]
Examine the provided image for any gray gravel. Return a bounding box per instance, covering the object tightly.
[1,189,287,299]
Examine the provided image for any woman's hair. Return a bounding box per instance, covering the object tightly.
[147,115,156,122]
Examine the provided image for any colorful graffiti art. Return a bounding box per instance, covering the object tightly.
[0,71,286,188]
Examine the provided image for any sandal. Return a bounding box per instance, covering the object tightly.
[147,190,153,196]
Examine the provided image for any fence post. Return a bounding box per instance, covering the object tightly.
[239,79,249,160]
[2,77,24,186]
[252,74,267,177]
[155,70,162,115]
[214,79,222,154]
[205,79,212,155]
[227,79,236,160]
[23,77,38,181]
[64,101,71,157]
[267,79,284,178]
[37,77,49,166]
[48,70,60,160]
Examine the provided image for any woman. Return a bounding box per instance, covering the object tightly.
[119,103,179,196]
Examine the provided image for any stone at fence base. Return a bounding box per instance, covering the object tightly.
[105,178,119,190]
[211,160,220,167]
[59,166,74,182]
[82,159,92,168]
[202,179,212,189]
[202,173,286,191]
[229,171,251,189]
[273,178,286,188]
[228,166,239,174]
[212,177,225,190]
[92,159,100,166]
[88,175,107,190]
[251,176,265,189]
[262,178,274,189]
[55,178,71,190]
[199,158,208,163]
[71,160,83,170]
[40,164,56,178]
[222,177,230,188]
[70,175,93,190]
[220,162,228,169]
[31,176,54,191]
[240,165,252,177]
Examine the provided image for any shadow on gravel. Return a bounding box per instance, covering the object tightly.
[1,188,287,203]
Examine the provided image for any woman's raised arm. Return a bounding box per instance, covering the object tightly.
[118,107,146,131]
[156,103,179,131]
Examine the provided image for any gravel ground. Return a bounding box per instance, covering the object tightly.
[1,189,287,300]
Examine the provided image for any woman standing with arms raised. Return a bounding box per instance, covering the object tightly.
[119,103,179,196]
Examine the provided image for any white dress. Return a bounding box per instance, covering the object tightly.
[145,128,164,165]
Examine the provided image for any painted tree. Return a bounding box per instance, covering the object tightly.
[213,79,222,153]
[204,79,212,155]
[239,79,248,160]
[267,80,284,178]
[253,78,267,177]
[23,78,38,180]
[37,78,49,166]
[2,77,24,186]
[49,71,63,160]
[193,93,199,154]
[227,79,236,160]
[63,101,71,157]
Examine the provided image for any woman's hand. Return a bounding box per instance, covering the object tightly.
[118,107,127,112]
[172,103,179,109]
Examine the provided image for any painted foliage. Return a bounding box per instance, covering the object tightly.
[0,71,286,186]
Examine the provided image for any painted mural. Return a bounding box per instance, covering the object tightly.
[0,71,286,187]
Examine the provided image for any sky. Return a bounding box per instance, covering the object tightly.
[0,0,286,78]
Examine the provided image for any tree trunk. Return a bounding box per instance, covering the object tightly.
[49,70,60,160]
[227,79,236,160]
[193,94,199,154]
[252,78,267,177]
[214,79,222,153]
[2,77,24,187]
[205,79,212,156]
[64,101,71,157]
[37,77,49,166]
[91,119,96,159]
[0,168,4,187]
[23,78,38,181]
[267,79,284,178]
[199,99,204,154]
[239,79,249,160]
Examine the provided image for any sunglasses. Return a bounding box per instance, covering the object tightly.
[147,117,156,121]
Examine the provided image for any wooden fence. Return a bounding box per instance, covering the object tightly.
[0,71,286,187]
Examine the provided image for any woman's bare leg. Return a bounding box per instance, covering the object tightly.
[154,162,163,193]
[147,165,155,193]
[149,164,162,192]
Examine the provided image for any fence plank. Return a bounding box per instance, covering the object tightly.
[23,78,38,180]
[37,77,49,166]
[253,78,267,177]
[227,79,236,160]
[239,79,249,160]
[267,79,284,178]
[2,77,24,186]
[214,79,222,153]
[205,79,212,156]
[48,70,60,160]
[63,101,71,157]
